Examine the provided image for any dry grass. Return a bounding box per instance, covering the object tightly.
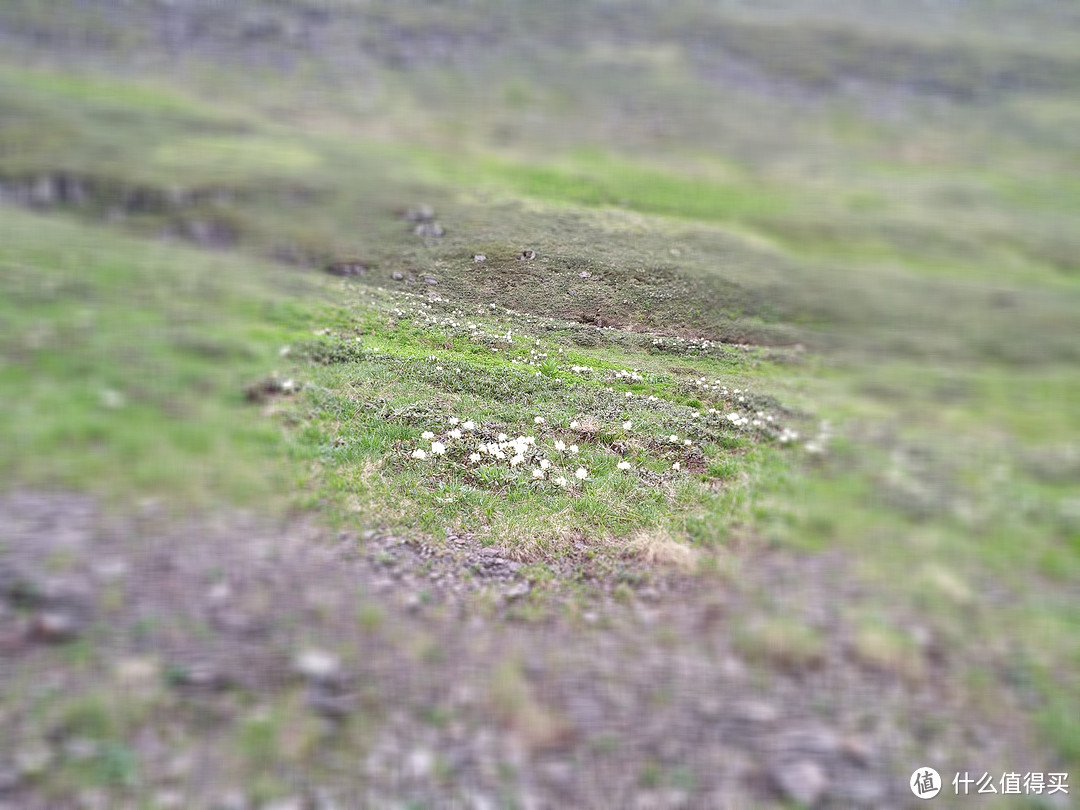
[623,529,702,572]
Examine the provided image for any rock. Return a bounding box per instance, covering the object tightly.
[62,738,98,763]
[262,798,305,810]
[696,695,723,720]
[406,747,434,779]
[293,648,342,685]
[403,204,435,223]
[168,661,231,691]
[579,271,592,278]
[473,254,486,263]
[832,775,886,804]
[414,221,445,238]
[209,794,247,810]
[325,261,367,277]
[306,685,353,720]
[774,726,840,757]
[30,610,82,643]
[391,271,405,281]
[152,789,185,809]
[14,742,53,777]
[732,699,779,726]
[0,767,21,792]
[771,759,829,808]
[520,249,536,260]
[424,276,438,286]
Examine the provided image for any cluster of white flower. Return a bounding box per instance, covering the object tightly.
[612,369,645,383]
[511,348,551,369]
[804,421,833,455]
[777,427,800,444]
[571,365,592,374]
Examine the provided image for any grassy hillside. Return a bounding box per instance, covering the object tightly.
[1,2,1078,806]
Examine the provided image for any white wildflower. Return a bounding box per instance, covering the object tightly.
[449,429,463,440]
[411,449,427,460]
[672,461,681,471]
[669,434,679,443]
[569,444,579,455]
[539,459,551,470]
[569,420,580,430]
[534,416,545,425]
[448,417,460,425]
[554,440,566,452]
[510,454,524,467]
[469,453,482,463]
[462,420,476,431]
[421,431,435,440]
[431,442,446,456]
[554,476,569,488]
[497,432,508,442]
[683,439,692,446]
[617,461,632,470]
[575,467,588,480]
[532,468,545,480]
[622,421,632,430]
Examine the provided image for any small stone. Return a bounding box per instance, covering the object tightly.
[403,204,435,223]
[772,759,829,807]
[212,791,249,810]
[424,276,438,285]
[696,695,722,720]
[774,726,840,757]
[473,254,486,263]
[307,685,353,719]
[414,221,445,238]
[293,649,342,685]
[540,760,574,791]
[504,582,530,601]
[406,747,434,779]
[262,798,304,810]
[62,738,98,763]
[832,775,886,804]
[14,742,53,777]
[579,271,592,278]
[152,789,185,809]
[732,699,779,725]
[391,271,404,281]
[520,249,536,260]
[31,610,81,643]
[0,767,21,792]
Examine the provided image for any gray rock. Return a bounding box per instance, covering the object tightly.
[406,747,434,780]
[293,649,342,685]
[391,272,405,281]
[732,699,779,725]
[31,610,82,643]
[771,759,829,808]
[14,742,53,777]
[262,799,305,810]
[774,726,840,757]
[414,221,445,238]
[0,767,21,792]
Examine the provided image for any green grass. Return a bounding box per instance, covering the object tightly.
[0,208,320,509]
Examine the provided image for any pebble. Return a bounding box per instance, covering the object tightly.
[14,742,53,777]
[406,747,434,779]
[293,649,342,685]
[772,759,829,807]
[31,610,82,642]
[212,791,250,810]
[732,699,779,725]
